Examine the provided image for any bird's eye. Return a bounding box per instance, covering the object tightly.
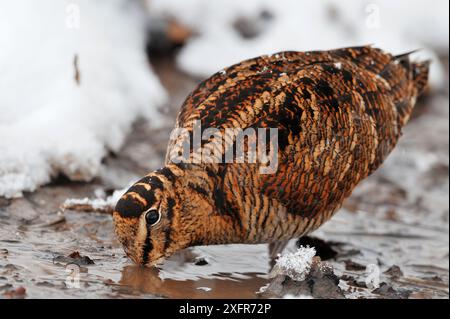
[145,209,161,226]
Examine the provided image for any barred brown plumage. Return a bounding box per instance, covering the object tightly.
[113,45,429,266]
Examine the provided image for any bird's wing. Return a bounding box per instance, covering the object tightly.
[257,47,416,221]
[165,46,416,222]
[165,47,346,164]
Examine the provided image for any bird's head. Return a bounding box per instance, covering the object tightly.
[112,165,233,267]
[112,167,194,266]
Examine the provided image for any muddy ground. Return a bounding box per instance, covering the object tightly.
[0,53,448,299]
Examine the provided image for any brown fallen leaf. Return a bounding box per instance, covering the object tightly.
[384,265,404,278]
[53,251,95,266]
[344,259,366,271]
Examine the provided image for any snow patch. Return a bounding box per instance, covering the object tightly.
[257,283,270,294]
[271,246,316,281]
[63,188,124,212]
[148,0,447,88]
[0,0,167,198]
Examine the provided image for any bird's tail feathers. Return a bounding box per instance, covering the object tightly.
[394,51,430,95]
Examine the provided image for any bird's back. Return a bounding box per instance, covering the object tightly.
[166,46,429,242]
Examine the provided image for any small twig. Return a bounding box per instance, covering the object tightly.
[60,189,125,215]
[61,200,114,215]
[73,54,81,85]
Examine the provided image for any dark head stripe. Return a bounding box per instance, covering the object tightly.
[115,193,145,218]
[126,192,148,207]
[149,176,164,189]
[157,167,176,182]
[141,226,153,265]
[136,175,164,190]
[127,184,156,208]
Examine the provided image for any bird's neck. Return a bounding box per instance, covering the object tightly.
[166,163,242,246]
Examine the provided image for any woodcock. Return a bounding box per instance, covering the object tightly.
[113,46,429,266]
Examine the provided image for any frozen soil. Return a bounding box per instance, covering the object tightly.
[0,54,448,299]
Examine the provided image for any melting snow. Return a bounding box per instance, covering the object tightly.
[0,0,167,198]
[271,246,316,281]
[63,188,125,212]
[147,0,447,88]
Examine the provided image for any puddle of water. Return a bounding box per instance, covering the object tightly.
[119,267,268,299]
[0,205,274,298]
[119,244,272,298]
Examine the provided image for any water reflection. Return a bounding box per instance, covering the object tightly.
[116,244,274,298]
[119,266,268,298]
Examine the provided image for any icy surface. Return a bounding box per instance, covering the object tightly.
[271,246,316,281]
[148,0,448,87]
[0,0,167,198]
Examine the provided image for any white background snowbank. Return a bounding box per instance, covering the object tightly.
[0,0,167,198]
[148,0,448,87]
[0,0,448,198]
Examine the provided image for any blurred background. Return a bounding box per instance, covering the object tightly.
[0,0,448,299]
